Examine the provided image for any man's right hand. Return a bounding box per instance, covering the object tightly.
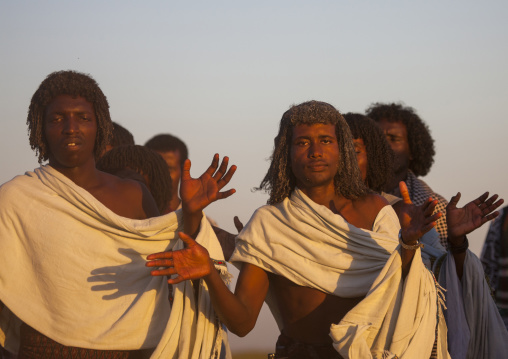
[180,154,236,216]
[396,181,441,245]
[146,232,213,284]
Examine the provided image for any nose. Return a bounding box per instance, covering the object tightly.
[62,117,79,134]
[308,141,323,158]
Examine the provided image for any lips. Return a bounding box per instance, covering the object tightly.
[307,161,328,171]
[62,137,83,149]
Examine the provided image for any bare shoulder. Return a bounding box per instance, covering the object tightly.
[92,171,159,219]
[355,192,389,212]
[348,193,390,230]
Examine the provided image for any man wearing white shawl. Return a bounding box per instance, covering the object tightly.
[0,70,235,359]
[147,101,496,359]
[344,112,508,359]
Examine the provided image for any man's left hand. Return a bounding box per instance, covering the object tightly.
[447,192,504,245]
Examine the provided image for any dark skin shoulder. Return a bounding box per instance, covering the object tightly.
[271,193,389,344]
[85,170,159,219]
[332,192,389,230]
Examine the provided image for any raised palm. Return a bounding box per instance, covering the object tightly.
[447,192,503,242]
[180,154,236,215]
[396,182,441,244]
[146,233,212,284]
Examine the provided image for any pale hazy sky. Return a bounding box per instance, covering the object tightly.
[1,0,507,353]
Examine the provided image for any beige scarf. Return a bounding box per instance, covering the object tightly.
[231,188,447,358]
[0,165,228,358]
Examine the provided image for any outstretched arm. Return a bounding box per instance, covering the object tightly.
[146,233,268,336]
[180,154,236,237]
[394,182,441,277]
[447,192,504,279]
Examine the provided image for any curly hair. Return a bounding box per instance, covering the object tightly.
[27,70,113,163]
[365,102,435,177]
[258,101,370,204]
[96,145,172,214]
[145,134,188,167]
[344,113,394,193]
[110,122,135,148]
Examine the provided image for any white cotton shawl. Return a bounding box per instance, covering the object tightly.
[230,188,445,358]
[0,165,229,359]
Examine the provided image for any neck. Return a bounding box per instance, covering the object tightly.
[386,170,408,195]
[298,184,338,209]
[49,160,101,190]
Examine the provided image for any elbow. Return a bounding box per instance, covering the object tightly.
[228,320,256,337]
[230,326,253,338]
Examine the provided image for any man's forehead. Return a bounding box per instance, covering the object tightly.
[379,119,407,134]
[292,123,338,137]
[45,94,94,114]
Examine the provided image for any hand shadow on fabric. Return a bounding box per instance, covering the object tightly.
[87,247,156,300]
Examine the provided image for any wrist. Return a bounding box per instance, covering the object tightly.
[448,235,468,254]
[399,230,424,250]
[203,258,219,281]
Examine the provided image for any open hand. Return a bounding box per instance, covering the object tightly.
[180,154,237,215]
[396,182,441,244]
[447,192,504,245]
[146,232,213,284]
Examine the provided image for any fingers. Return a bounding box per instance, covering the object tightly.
[180,158,192,181]
[425,212,441,225]
[481,211,500,225]
[217,188,236,200]
[399,182,412,204]
[481,195,502,213]
[147,258,175,269]
[234,216,244,232]
[179,232,197,247]
[472,192,489,208]
[168,276,186,285]
[448,192,461,209]
[217,164,237,190]
[146,251,173,261]
[212,155,229,181]
[423,198,438,216]
[480,196,504,224]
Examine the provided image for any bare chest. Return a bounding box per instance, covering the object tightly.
[268,273,364,344]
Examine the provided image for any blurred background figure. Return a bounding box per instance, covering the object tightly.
[366,103,449,248]
[145,134,188,214]
[100,122,135,156]
[481,206,508,330]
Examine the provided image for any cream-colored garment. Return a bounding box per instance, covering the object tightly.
[382,191,508,359]
[0,165,228,359]
[230,188,444,358]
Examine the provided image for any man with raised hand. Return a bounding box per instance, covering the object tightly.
[149,101,504,358]
[366,103,449,248]
[0,70,235,359]
[345,112,508,358]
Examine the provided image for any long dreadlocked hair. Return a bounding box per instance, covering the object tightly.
[96,145,172,214]
[258,101,370,205]
[366,102,435,177]
[344,113,394,193]
[27,70,113,163]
